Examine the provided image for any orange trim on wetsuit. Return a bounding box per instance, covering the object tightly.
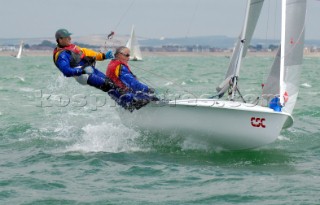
[53,44,84,63]
[53,44,105,66]
[106,59,132,91]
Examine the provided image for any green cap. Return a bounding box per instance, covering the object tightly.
[55,28,72,39]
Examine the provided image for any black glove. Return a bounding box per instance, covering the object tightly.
[148,87,155,94]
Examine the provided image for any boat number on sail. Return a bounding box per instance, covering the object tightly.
[251,117,266,128]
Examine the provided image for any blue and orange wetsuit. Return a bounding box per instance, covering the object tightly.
[106,59,158,111]
[53,44,112,92]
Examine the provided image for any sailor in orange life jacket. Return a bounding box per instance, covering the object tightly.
[106,46,158,111]
[53,28,115,92]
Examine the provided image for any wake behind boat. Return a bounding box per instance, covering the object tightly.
[118,0,307,150]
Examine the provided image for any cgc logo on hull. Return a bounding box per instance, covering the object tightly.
[251,117,266,128]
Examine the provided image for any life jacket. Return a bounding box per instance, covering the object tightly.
[53,44,93,68]
[106,59,132,91]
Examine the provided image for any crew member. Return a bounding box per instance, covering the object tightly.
[53,28,114,92]
[106,46,158,111]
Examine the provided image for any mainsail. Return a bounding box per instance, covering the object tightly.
[216,0,264,98]
[262,0,306,114]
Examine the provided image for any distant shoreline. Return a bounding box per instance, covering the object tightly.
[1,50,320,57]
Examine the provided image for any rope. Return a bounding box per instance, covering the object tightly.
[113,0,136,32]
[185,1,200,37]
[260,0,278,98]
[128,63,198,98]
[104,0,136,51]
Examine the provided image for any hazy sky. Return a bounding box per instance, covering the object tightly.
[1,0,319,40]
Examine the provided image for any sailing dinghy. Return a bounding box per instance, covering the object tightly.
[118,0,306,150]
[126,25,143,61]
[16,40,24,59]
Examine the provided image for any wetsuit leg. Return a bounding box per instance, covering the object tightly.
[107,89,135,111]
[94,68,107,79]
[107,89,160,111]
[87,68,106,89]
[86,68,114,92]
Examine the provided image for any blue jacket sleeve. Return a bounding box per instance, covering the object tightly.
[119,65,149,92]
[55,51,83,77]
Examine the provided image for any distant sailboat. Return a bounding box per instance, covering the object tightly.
[16,40,24,59]
[126,25,142,61]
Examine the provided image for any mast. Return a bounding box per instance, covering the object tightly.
[279,0,286,106]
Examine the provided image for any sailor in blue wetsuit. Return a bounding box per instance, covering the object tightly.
[106,46,158,111]
[53,28,114,92]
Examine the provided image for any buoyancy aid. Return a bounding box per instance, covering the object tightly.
[53,44,95,68]
[106,59,133,91]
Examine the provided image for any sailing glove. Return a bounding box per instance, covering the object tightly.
[148,87,155,94]
[105,50,114,60]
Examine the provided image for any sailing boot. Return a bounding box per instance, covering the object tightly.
[100,78,115,92]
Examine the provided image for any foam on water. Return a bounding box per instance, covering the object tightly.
[301,82,312,88]
[277,135,290,141]
[180,137,225,153]
[66,122,143,153]
[19,87,35,92]
[14,75,25,82]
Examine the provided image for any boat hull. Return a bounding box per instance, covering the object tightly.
[118,99,293,150]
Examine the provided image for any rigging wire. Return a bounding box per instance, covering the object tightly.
[185,1,200,38]
[104,0,136,51]
[99,0,198,98]
[273,0,278,41]
[101,0,211,99]
[261,0,272,86]
[128,63,199,98]
[261,0,278,88]
[113,0,136,32]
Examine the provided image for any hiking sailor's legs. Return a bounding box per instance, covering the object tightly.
[75,67,112,92]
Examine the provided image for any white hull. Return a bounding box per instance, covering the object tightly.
[130,56,142,61]
[118,99,293,150]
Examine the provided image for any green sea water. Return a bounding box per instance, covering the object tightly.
[0,54,320,204]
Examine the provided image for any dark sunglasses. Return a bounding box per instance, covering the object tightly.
[120,52,130,57]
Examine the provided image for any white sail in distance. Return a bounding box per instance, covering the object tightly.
[16,40,24,59]
[126,25,142,61]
